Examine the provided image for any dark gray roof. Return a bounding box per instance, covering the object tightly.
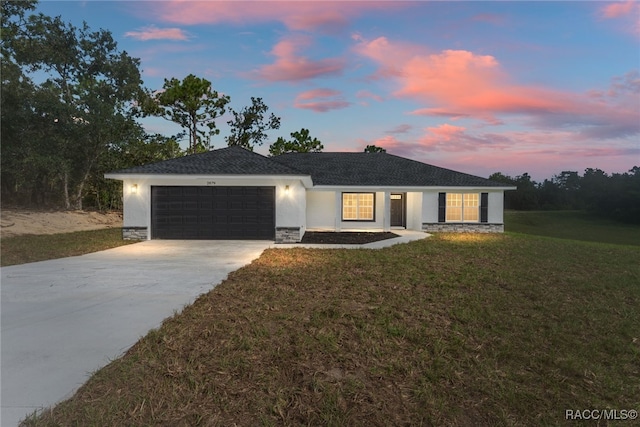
[108,145,302,175]
[108,146,506,187]
[272,152,506,187]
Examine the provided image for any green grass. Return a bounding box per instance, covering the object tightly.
[0,228,136,266]
[22,233,640,426]
[505,210,640,246]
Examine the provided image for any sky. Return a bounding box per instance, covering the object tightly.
[36,0,640,181]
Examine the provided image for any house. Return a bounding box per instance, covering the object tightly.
[104,146,516,242]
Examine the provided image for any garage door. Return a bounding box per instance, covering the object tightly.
[151,186,275,240]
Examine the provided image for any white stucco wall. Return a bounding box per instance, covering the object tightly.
[116,175,509,239]
[422,191,440,223]
[406,192,423,230]
[276,180,306,232]
[122,178,150,227]
[116,175,307,239]
[307,191,388,231]
[488,191,505,223]
[306,191,335,229]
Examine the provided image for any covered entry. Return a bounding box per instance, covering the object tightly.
[151,186,275,239]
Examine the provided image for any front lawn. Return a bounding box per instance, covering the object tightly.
[23,233,640,426]
[504,210,640,246]
[1,228,136,267]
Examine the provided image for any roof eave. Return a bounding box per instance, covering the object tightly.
[104,173,313,186]
[309,185,517,191]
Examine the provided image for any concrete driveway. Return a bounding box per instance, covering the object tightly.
[1,240,272,427]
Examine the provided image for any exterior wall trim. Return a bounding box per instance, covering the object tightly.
[122,226,148,240]
[422,223,504,233]
[275,226,303,243]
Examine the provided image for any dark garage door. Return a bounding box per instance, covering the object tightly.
[151,186,275,240]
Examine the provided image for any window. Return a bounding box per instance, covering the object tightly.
[446,193,479,222]
[342,193,375,221]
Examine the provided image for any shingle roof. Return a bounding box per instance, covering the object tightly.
[271,152,506,187]
[108,146,506,187]
[108,145,302,175]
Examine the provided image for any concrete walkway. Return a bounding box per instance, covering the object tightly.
[0,231,428,426]
[1,240,271,427]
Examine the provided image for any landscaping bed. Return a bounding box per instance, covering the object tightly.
[299,231,399,244]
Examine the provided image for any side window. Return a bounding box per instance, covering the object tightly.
[439,193,484,222]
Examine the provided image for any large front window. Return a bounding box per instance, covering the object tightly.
[446,193,479,222]
[342,193,375,221]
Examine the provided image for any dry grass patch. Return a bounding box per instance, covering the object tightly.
[24,234,640,426]
[1,228,135,266]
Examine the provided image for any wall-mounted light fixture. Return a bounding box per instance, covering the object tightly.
[130,184,138,195]
[285,185,290,195]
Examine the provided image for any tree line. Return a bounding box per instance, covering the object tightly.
[489,168,640,224]
[2,1,636,225]
[1,1,323,210]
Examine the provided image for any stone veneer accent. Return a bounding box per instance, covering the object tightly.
[422,223,504,233]
[275,227,302,243]
[122,226,148,240]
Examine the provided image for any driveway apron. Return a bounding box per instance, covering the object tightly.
[1,240,271,427]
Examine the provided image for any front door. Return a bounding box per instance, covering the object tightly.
[390,193,406,227]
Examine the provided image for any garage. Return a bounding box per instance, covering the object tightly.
[151,186,275,240]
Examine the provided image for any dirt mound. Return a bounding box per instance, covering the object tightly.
[0,209,123,238]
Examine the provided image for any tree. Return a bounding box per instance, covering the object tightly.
[269,128,324,156]
[0,0,37,49]
[88,128,184,210]
[581,167,640,224]
[552,170,582,209]
[2,9,145,209]
[148,74,230,154]
[488,172,515,185]
[364,144,386,153]
[579,168,608,212]
[226,97,280,150]
[1,0,40,202]
[488,172,538,210]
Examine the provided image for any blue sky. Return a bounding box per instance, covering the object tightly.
[37,1,639,180]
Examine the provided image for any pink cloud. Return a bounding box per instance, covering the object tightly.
[600,0,636,18]
[294,88,350,112]
[418,124,506,153]
[366,135,411,154]
[409,108,480,122]
[355,36,640,139]
[356,90,383,102]
[386,124,413,134]
[361,122,639,181]
[472,13,507,26]
[425,123,466,140]
[141,67,164,77]
[252,35,345,82]
[444,145,640,182]
[598,0,640,34]
[296,88,341,101]
[124,26,189,41]
[148,1,405,32]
